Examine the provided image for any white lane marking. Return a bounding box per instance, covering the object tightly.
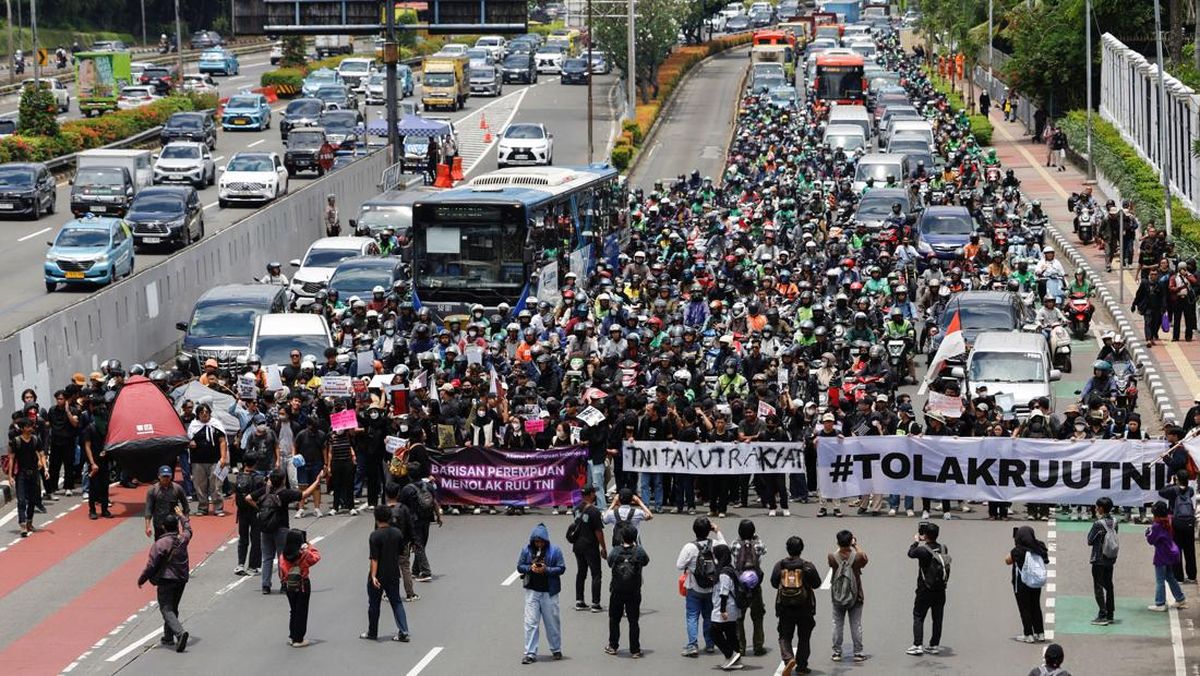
[248,139,265,147]
[226,537,238,544]
[216,574,252,595]
[819,568,832,590]
[1169,604,1188,676]
[204,201,219,210]
[1045,597,1055,608]
[62,661,78,672]
[406,646,445,676]
[17,226,50,242]
[0,507,19,528]
[214,155,225,162]
[105,627,162,662]
[312,535,325,543]
[228,76,246,82]
[774,661,785,676]
[501,570,521,586]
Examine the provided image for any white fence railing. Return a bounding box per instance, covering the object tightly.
[1099,33,1200,217]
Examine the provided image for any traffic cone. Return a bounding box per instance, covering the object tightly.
[479,113,488,129]
[434,163,453,188]
[450,156,464,181]
[484,126,493,143]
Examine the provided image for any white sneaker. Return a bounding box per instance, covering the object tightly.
[234,565,245,576]
[943,512,954,520]
[551,507,559,515]
[722,651,742,670]
[1148,604,1168,612]
[906,508,915,517]
[472,507,481,515]
[349,508,359,516]
[960,504,971,513]
[888,508,897,516]
[312,508,323,518]
[905,645,924,656]
[1172,600,1189,609]
[921,510,930,519]
[767,509,776,517]
[782,509,791,517]
[295,509,306,519]
[924,646,940,655]
[1012,635,1034,643]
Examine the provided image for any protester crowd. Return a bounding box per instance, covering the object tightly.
[3,17,1199,676]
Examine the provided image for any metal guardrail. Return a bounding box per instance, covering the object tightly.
[44,124,165,173]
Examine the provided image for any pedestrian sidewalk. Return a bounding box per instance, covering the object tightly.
[986,109,1200,426]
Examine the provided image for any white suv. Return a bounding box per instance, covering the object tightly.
[496,123,553,167]
[288,236,380,308]
[153,142,216,189]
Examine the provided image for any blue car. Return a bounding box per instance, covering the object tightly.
[44,215,135,292]
[917,205,976,260]
[302,68,342,98]
[198,48,239,76]
[221,93,272,131]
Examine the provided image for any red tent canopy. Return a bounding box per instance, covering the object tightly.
[105,375,189,482]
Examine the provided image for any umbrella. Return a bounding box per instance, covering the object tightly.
[170,381,240,433]
[367,113,451,138]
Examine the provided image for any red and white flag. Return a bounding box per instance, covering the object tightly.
[918,310,965,395]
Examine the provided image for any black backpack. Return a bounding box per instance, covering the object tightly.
[612,506,636,539]
[724,565,752,609]
[735,539,763,578]
[920,544,952,592]
[565,512,582,544]
[611,547,641,593]
[693,540,720,589]
[256,490,284,532]
[234,472,261,510]
[414,481,435,517]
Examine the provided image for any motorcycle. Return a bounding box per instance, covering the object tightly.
[13,56,24,75]
[985,165,1001,189]
[1040,272,1066,305]
[885,337,915,384]
[1047,323,1073,372]
[1025,215,1047,247]
[991,221,1011,253]
[1067,291,1094,340]
[1112,360,1139,411]
[1076,207,1095,244]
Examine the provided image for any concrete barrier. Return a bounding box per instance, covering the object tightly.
[0,148,390,421]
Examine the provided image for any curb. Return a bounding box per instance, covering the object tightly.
[1043,222,1179,425]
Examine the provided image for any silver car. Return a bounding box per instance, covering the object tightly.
[469,65,503,97]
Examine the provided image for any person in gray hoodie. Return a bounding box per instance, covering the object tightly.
[516,523,567,664]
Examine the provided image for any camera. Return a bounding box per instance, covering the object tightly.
[917,521,933,537]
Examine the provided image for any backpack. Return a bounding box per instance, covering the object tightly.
[1100,518,1120,559]
[1174,488,1196,526]
[693,540,720,589]
[611,547,641,593]
[612,506,636,540]
[234,472,258,510]
[283,562,304,592]
[1019,551,1047,589]
[565,512,582,544]
[830,551,859,608]
[920,544,951,591]
[414,481,435,517]
[256,490,284,532]
[735,539,763,578]
[725,567,752,610]
[776,562,812,608]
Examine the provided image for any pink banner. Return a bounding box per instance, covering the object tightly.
[430,446,588,507]
[330,409,359,431]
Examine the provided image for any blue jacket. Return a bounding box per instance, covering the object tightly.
[516,523,567,596]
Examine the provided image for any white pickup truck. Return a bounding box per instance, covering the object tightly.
[315,35,353,58]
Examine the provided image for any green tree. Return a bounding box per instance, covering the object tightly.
[280,36,306,68]
[592,0,681,103]
[679,0,725,44]
[17,84,58,137]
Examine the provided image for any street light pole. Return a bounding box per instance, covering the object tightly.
[141,0,147,48]
[626,0,635,120]
[1085,0,1094,180]
[1153,0,1173,238]
[385,0,400,159]
[30,0,37,83]
[987,0,993,80]
[6,0,13,84]
[174,0,183,76]
[586,0,593,164]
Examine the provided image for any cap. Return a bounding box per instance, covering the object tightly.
[252,413,269,425]
[875,393,889,402]
[158,465,173,478]
[821,412,836,422]
[204,358,219,368]
[71,372,87,386]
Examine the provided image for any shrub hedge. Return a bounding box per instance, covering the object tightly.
[1059,110,1200,248]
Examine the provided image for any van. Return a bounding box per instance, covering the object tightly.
[250,313,334,367]
[828,104,872,141]
[178,284,289,370]
[888,119,934,149]
[852,152,906,192]
[823,123,867,152]
[351,187,438,237]
[70,149,153,217]
[422,54,470,111]
[953,331,1060,418]
[76,149,153,189]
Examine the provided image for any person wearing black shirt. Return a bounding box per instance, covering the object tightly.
[293,419,329,517]
[8,420,45,537]
[572,485,607,612]
[328,427,358,515]
[144,466,190,538]
[259,469,321,594]
[400,476,442,581]
[81,402,113,520]
[362,505,411,642]
[907,522,950,656]
[46,390,80,496]
[385,482,419,601]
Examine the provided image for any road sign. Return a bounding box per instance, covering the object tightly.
[36,48,47,66]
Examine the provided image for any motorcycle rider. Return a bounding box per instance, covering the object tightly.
[846,312,877,345]
[1011,259,1036,293]
[883,308,916,384]
[1035,296,1067,341]
[1068,269,1094,297]
[1080,360,1118,407]
[260,262,289,287]
[1034,247,1066,300]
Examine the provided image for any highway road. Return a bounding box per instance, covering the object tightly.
[0,62,623,336]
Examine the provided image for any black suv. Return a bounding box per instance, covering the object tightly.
[141,65,179,95]
[0,162,56,219]
[125,185,204,251]
[280,98,326,140]
[190,30,223,50]
[501,52,537,84]
[285,127,333,176]
[160,111,217,149]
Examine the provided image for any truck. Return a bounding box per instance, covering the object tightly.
[421,55,469,111]
[820,0,861,24]
[75,50,132,117]
[315,35,353,58]
[70,149,154,216]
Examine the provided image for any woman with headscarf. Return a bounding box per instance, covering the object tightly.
[1005,526,1049,643]
[278,528,321,647]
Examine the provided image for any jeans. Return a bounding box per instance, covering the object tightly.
[1173,520,1197,582]
[735,584,766,653]
[673,475,696,510]
[588,461,607,510]
[1092,563,1115,618]
[15,469,39,525]
[760,475,788,510]
[889,495,914,510]
[88,458,110,513]
[574,547,602,605]
[523,589,561,656]
[260,528,287,591]
[912,590,945,647]
[707,477,731,514]
[608,590,641,652]
[156,580,187,641]
[684,587,714,650]
[236,508,262,569]
[831,601,864,655]
[399,543,416,597]
[789,473,809,501]
[47,437,76,492]
[1014,586,1044,636]
[367,576,409,636]
[178,449,195,497]
[639,472,663,509]
[287,585,311,641]
[1155,565,1186,607]
[777,607,815,666]
[411,520,432,577]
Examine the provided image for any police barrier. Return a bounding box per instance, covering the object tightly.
[817,436,1180,506]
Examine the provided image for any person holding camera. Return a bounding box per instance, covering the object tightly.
[828,529,869,662]
[136,505,192,653]
[677,516,726,657]
[516,523,567,664]
[906,521,950,656]
[279,528,321,647]
[603,486,653,543]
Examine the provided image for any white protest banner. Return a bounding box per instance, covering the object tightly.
[577,406,605,427]
[356,351,375,376]
[385,436,407,456]
[322,375,352,398]
[926,391,964,418]
[265,365,283,391]
[816,436,1173,506]
[237,375,257,400]
[622,440,805,475]
[536,261,559,304]
[466,346,484,366]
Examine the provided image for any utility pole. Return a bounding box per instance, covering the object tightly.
[586,0,593,163]
[6,0,13,84]
[1085,0,1094,180]
[141,0,147,48]
[174,0,183,76]
[1153,0,1173,237]
[626,0,635,119]
[384,0,400,159]
[30,0,37,83]
[987,0,993,80]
